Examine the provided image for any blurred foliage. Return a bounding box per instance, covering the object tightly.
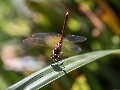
[0,0,120,90]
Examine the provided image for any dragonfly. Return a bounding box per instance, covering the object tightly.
[23,12,87,63]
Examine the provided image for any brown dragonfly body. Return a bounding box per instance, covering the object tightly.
[51,12,68,61]
[23,12,87,64]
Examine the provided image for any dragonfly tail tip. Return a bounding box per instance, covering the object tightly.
[66,12,69,15]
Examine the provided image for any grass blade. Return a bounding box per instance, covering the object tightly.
[7,50,120,90]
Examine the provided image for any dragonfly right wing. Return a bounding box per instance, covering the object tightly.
[65,44,82,53]
[62,40,82,53]
[65,35,87,43]
[62,35,86,53]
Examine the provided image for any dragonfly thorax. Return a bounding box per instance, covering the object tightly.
[51,42,62,60]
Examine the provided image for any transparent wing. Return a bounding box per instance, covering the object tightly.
[23,38,49,46]
[65,35,87,43]
[23,33,85,52]
[32,32,61,47]
[32,32,60,40]
[62,39,82,53]
[23,32,61,47]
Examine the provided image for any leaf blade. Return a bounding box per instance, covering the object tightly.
[7,49,120,90]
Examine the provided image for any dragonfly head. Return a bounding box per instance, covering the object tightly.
[51,54,58,59]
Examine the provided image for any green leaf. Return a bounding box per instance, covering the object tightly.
[7,50,120,90]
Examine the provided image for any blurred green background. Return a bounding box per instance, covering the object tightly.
[0,0,120,90]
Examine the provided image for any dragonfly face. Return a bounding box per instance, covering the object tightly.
[23,12,87,63]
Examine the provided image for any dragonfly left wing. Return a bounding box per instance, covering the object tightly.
[32,32,60,40]
[23,32,61,47]
[23,38,49,46]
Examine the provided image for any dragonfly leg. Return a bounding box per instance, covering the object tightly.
[51,59,58,66]
[51,52,66,67]
[60,62,65,69]
[58,57,65,68]
[58,52,67,66]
